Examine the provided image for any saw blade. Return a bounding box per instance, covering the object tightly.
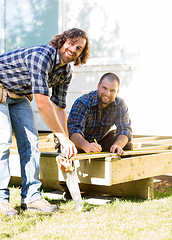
[56,155,83,211]
[61,170,83,211]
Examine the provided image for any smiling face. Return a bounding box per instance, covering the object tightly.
[97,77,119,108]
[59,37,86,66]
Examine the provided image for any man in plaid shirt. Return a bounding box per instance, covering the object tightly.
[68,72,132,156]
[0,28,90,216]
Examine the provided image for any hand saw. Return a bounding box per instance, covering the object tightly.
[56,154,83,211]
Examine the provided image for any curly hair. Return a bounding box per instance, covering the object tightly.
[49,28,90,66]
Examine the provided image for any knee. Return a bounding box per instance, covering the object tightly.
[123,141,133,151]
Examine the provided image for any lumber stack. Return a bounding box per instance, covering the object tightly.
[10,133,172,199]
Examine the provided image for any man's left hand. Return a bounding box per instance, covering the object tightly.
[110,144,124,156]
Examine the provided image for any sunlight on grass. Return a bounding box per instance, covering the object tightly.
[0,186,172,240]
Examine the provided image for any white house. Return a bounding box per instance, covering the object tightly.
[1,0,172,136]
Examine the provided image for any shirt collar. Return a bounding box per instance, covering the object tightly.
[55,49,60,65]
[53,49,71,73]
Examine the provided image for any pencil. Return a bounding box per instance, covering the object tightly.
[94,139,98,144]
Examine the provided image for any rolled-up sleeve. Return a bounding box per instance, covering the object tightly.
[67,99,88,137]
[115,99,132,141]
[25,52,51,95]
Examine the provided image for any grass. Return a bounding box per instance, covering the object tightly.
[0,186,172,240]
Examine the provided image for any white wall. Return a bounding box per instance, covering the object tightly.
[33,0,172,136]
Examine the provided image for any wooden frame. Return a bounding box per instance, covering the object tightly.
[9,134,172,199]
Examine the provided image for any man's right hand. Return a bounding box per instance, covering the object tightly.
[54,133,77,159]
[84,142,102,153]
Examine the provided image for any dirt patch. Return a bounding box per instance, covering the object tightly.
[154,175,172,193]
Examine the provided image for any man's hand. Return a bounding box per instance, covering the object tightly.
[110,144,124,156]
[54,133,77,159]
[110,135,128,156]
[34,94,77,158]
[84,142,102,153]
[70,133,102,153]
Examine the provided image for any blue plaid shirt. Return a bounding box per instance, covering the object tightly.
[0,45,72,108]
[68,90,132,142]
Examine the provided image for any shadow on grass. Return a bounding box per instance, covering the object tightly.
[154,187,172,199]
[9,183,172,212]
[82,201,99,212]
[0,233,11,239]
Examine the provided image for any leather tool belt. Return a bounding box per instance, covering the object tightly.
[0,83,33,103]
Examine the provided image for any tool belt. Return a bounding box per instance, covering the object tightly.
[0,83,33,103]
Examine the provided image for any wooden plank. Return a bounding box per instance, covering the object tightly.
[9,133,172,200]
[10,150,172,186]
[40,179,64,191]
[132,135,172,143]
[38,141,56,152]
[39,133,54,142]
[71,149,172,161]
[11,133,172,153]
[10,148,172,159]
[58,157,121,186]
[135,144,172,151]
[40,155,59,181]
[132,136,172,149]
[140,139,172,147]
[57,151,171,186]
[132,136,164,143]
[10,149,18,155]
[39,147,56,152]
[79,178,154,199]
[10,142,56,152]
[10,176,22,186]
[9,174,153,200]
[110,152,172,185]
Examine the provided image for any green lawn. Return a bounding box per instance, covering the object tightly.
[0,185,172,240]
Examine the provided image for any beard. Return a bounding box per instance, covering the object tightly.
[59,43,79,66]
[98,94,112,107]
[60,51,75,64]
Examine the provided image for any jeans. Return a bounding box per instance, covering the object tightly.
[0,96,42,203]
[98,130,133,152]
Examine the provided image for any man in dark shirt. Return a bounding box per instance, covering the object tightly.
[68,72,132,156]
[0,28,90,216]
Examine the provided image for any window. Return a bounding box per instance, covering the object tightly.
[0,0,59,53]
[63,0,140,62]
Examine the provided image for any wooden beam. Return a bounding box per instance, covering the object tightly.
[9,133,172,200]
[132,135,172,143]
[110,152,172,185]
[135,144,172,151]
[140,139,172,147]
[71,149,172,161]
[79,178,154,199]
[10,148,172,159]
[133,136,163,143]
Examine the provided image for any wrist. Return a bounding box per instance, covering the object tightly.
[82,141,90,152]
[54,132,67,141]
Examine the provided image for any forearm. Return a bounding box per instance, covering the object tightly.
[70,133,89,151]
[53,103,68,136]
[110,134,129,155]
[34,93,77,158]
[113,134,128,148]
[70,133,102,153]
[35,94,66,135]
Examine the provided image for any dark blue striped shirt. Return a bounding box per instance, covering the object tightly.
[0,44,72,108]
[68,90,132,142]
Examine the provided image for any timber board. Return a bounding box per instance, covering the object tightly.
[9,133,172,199]
[11,133,172,153]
